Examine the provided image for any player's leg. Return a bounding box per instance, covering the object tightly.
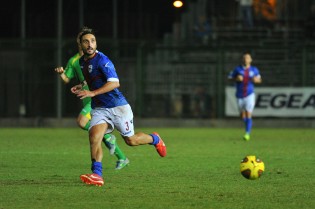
[102,132,116,155]
[80,123,107,186]
[243,112,251,141]
[238,98,249,141]
[243,93,255,141]
[79,104,128,167]
[111,104,166,157]
[245,111,252,133]
[241,110,250,141]
[103,134,129,170]
[89,123,107,162]
[102,130,129,169]
[237,98,245,120]
[238,98,247,126]
[240,111,246,122]
[77,107,114,152]
[122,132,166,157]
[77,109,115,151]
[80,110,108,186]
[76,109,90,130]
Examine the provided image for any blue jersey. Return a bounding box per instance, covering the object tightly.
[228,65,261,98]
[80,51,128,108]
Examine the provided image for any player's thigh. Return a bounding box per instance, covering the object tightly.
[112,105,135,137]
[244,93,255,112]
[237,98,246,112]
[90,108,115,133]
[89,123,108,142]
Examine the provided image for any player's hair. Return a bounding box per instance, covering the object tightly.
[242,51,251,56]
[79,26,95,42]
[80,26,92,33]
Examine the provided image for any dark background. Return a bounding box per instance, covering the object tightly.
[2,0,179,40]
[2,0,315,40]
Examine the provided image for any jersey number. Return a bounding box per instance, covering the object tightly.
[125,121,129,131]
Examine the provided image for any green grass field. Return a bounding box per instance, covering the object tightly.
[1,127,315,209]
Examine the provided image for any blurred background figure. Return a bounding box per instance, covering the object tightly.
[192,86,212,118]
[193,15,212,45]
[228,52,262,141]
[252,0,277,29]
[237,0,254,28]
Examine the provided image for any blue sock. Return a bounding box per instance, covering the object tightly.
[245,118,252,134]
[91,161,102,177]
[149,134,159,145]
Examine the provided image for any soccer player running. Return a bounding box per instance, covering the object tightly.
[54,28,129,170]
[228,52,262,141]
[71,27,167,187]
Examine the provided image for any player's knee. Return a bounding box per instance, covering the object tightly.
[76,118,87,129]
[123,136,138,146]
[88,132,102,145]
[245,111,252,118]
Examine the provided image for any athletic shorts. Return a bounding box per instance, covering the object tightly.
[237,93,255,113]
[80,102,92,120]
[90,104,134,137]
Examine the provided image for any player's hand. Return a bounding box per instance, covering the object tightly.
[71,84,83,94]
[236,75,243,82]
[252,76,262,84]
[76,90,95,99]
[55,67,64,74]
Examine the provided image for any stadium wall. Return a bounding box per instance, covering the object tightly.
[0,118,314,128]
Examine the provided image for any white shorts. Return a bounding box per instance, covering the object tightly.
[237,93,255,113]
[89,104,134,137]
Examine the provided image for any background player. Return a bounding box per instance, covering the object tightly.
[54,28,129,170]
[71,27,166,186]
[228,52,262,141]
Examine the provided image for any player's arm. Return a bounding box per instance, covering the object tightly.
[55,56,78,84]
[76,81,120,99]
[252,68,262,84]
[228,70,243,82]
[235,75,243,82]
[92,81,120,96]
[252,75,262,84]
[71,83,84,94]
[54,66,70,84]
[76,59,120,99]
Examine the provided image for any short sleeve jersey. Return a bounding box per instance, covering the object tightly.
[64,53,91,106]
[228,65,261,98]
[80,51,128,108]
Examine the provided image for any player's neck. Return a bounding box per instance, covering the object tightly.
[78,49,84,56]
[243,64,250,69]
[84,53,96,60]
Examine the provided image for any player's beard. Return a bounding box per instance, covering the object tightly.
[84,47,96,56]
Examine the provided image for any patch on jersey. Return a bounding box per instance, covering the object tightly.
[249,71,255,77]
[103,62,116,71]
[88,65,93,73]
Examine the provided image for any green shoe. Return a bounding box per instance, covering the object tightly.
[115,158,130,170]
[243,133,250,141]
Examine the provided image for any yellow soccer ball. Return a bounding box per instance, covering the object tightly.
[240,155,265,180]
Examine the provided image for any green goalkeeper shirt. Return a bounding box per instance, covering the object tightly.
[64,53,91,106]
